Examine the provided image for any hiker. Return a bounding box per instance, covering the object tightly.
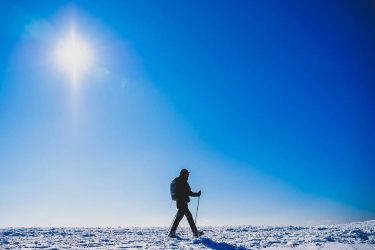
[169,168,203,238]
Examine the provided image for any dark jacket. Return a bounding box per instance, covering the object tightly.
[175,176,199,209]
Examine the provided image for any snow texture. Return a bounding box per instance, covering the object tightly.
[0,220,374,249]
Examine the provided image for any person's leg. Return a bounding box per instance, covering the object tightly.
[169,209,184,236]
[183,207,198,233]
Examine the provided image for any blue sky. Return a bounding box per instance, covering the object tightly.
[0,0,374,227]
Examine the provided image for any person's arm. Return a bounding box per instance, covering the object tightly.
[191,190,201,197]
[188,183,201,197]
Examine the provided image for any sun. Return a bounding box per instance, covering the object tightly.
[54,28,93,82]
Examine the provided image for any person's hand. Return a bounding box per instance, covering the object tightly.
[198,190,202,196]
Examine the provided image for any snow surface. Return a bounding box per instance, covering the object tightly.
[1,220,374,249]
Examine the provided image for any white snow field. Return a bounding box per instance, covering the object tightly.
[1,220,374,249]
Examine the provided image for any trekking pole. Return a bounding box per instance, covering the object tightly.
[167,211,178,235]
[194,196,200,225]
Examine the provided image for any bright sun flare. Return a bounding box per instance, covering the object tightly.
[55,28,93,81]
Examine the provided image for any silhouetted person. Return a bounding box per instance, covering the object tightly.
[169,169,203,238]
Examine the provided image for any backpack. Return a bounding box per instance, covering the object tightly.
[170,178,178,201]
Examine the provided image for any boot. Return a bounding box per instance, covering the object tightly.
[168,230,176,238]
[193,230,204,238]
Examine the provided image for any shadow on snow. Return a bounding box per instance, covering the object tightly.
[195,237,248,250]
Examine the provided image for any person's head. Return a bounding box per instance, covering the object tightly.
[180,168,190,180]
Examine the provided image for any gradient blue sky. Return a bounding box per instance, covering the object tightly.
[1,0,374,227]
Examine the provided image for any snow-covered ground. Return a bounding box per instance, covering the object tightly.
[1,220,374,249]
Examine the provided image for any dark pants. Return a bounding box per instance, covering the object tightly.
[170,203,197,233]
